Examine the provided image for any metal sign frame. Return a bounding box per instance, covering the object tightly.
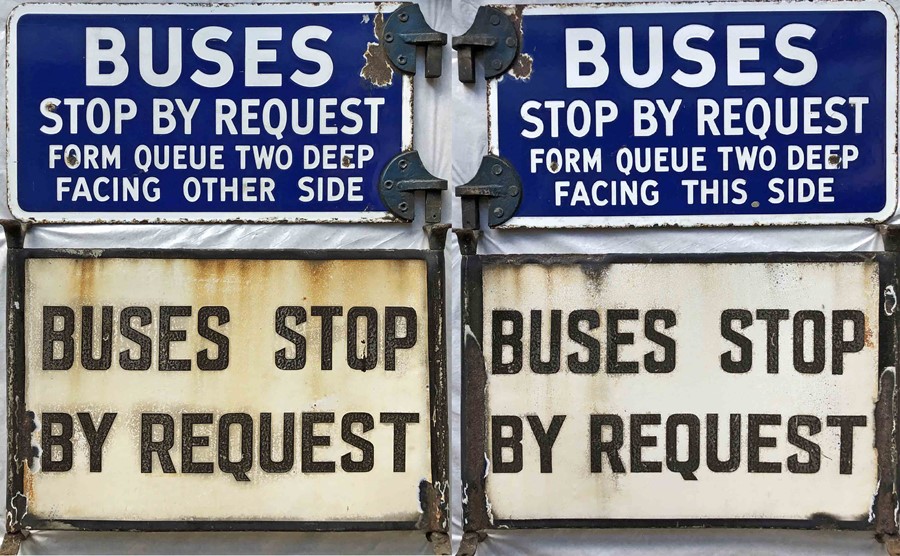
[460,251,899,533]
[6,2,414,224]
[6,247,448,533]
[485,1,900,228]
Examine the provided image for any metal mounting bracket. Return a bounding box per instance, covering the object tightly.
[1,220,27,250]
[380,150,448,223]
[428,531,451,555]
[455,155,522,229]
[455,531,487,556]
[0,532,26,555]
[880,225,900,252]
[452,6,519,83]
[425,223,451,251]
[383,3,447,78]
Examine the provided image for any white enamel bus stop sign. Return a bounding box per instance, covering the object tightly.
[461,253,896,529]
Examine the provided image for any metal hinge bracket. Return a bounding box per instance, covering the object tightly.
[456,154,522,229]
[383,3,447,78]
[380,150,447,223]
[452,6,519,83]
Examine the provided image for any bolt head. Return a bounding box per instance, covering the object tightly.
[399,159,409,170]
[397,54,407,64]
[492,164,503,176]
[493,207,505,218]
[385,32,394,42]
[490,14,500,25]
[384,180,394,190]
[505,37,516,48]
[508,185,519,197]
[399,12,409,22]
[399,202,409,212]
[491,59,502,70]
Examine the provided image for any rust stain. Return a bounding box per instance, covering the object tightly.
[506,6,533,80]
[76,259,98,302]
[511,53,533,80]
[305,260,339,296]
[864,316,875,348]
[65,149,79,168]
[236,259,255,287]
[22,214,401,225]
[189,258,230,276]
[360,13,394,87]
[22,466,33,509]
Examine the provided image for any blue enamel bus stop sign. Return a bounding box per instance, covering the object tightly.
[7,3,411,223]
[489,1,900,227]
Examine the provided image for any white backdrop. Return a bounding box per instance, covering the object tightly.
[0,0,892,553]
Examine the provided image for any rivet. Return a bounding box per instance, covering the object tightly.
[385,180,394,190]
[505,37,516,48]
[397,54,407,65]
[491,59,502,70]
[492,164,503,176]
[385,32,394,43]
[490,15,500,25]
[399,159,409,170]
[508,185,519,196]
[399,202,409,211]
[493,207,505,218]
[399,13,409,22]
